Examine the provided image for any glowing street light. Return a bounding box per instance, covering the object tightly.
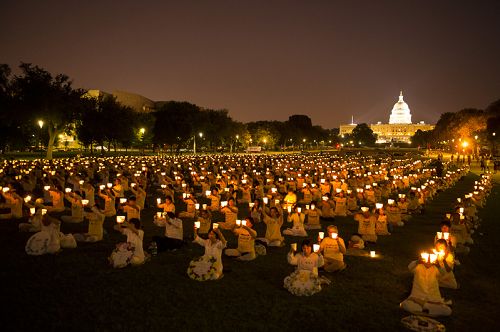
[38,120,44,129]
[140,128,145,134]
[462,141,469,148]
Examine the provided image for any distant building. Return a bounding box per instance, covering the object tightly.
[339,91,435,144]
[85,90,155,112]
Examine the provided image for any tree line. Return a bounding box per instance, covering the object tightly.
[0,63,341,159]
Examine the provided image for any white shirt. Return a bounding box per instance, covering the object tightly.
[154,217,183,240]
[287,252,324,276]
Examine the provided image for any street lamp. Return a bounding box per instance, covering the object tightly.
[37,120,44,157]
[194,132,203,154]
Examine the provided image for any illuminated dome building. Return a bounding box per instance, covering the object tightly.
[339,91,435,144]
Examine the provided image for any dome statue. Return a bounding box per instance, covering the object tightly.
[389,91,412,124]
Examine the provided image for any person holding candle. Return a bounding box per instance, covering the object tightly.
[110,218,145,268]
[434,239,458,289]
[375,206,391,235]
[400,254,452,317]
[283,205,307,237]
[41,185,66,213]
[284,238,325,296]
[283,188,297,209]
[346,191,358,215]
[217,197,239,230]
[60,191,84,223]
[80,182,95,208]
[120,196,141,221]
[73,204,105,243]
[257,205,284,247]
[249,199,263,223]
[151,211,184,252]
[354,208,377,243]
[19,206,43,233]
[97,187,116,217]
[207,188,221,211]
[129,183,146,210]
[225,217,258,261]
[319,193,335,219]
[157,195,176,214]
[25,213,62,256]
[190,226,227,280]
[304,202,322,230]
[334,191,347,217]
[386,199,404,228]
[0,186,23,219]
[319,225,347,272]
[197,209,212,236]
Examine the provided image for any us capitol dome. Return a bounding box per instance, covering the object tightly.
[339,91,435,144]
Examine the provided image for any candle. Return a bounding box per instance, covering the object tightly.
[322,196,328,201]
[44,186,51,191]
[195,203,200,210]
[331,233,338,239]
[206,190,211,197]
[291,243,297,251]
[107,183,112,188]
[202,204,207,210]
[429,254,437,264]
[156,212,162,218]
[297,207,302,213]
[263,197,269,204]
[318,232,324,239]
[236,220,241,226]
[194,221,201,229]
[443,232,450,240]
[213,223,219,229]
[445,213,451,219]
[375,203,383,209]
[30,207,36,215]
[436,232,443,239]
[305,205,310,210]
[275,199,280,205]
[221,201,228,207]
[370,251,376,258]
[81,199,89,206]
[99,185,105,190]
[24,195,32,203]
[313,244,320,252]
[388,199,395,205]
[242,220,247,226]
[249,202,255,208]
[361,207,369,212]
[116,216,125,223]
[120,198,127,204]
[420,252,429,262]
[157,198,161,204]
[131,183,136,187]
[2,187,9,192]
[79,180,84,185]
[459,207,464,214]
[271,188,277,193]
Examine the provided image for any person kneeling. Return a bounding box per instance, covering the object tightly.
[109,218,145,268]
[319,225,346,272]
[225,217,257,261]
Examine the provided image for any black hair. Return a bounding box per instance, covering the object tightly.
[301,238,312,248]
[440,220,451,228]
[166,211,176,219]
[129,218,141,229]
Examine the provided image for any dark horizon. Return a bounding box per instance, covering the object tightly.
[1,0,499,128]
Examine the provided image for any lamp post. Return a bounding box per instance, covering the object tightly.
[140,128,145,154]
[194,132,203,154]
[38,120,44,158]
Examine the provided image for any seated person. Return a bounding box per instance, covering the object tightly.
[225,217,257,261]
[283,205,307,237]
[319,225,346,272]
[151,212,184,252]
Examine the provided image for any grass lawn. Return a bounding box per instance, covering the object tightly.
[1,167,499,331]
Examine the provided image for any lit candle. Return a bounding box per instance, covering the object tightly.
[305,205,310,210]
[361,207,369,212]
[443,232,449,240]
[318,232,324,239]
[331,233,338,239]
[156,212,162,218]
[120,198,127,204]
[297,207,302,213]
[263,197,269,204]
[249,202,255,208]
[370,251,376,258]
[205,190,211,197]
[116,216,125,223]
[420,252,429,262]
[194,221,201,229]
[99,185,105,190]
[375,203,383,209]
[195,203,200,209]
[30,207,36,215]
[157,198,161,204]
[41,209,47,215]
[202,204,207,210]
[79,180,84,185]
[313,244,320,252]
[429,254,437,264]
[275,199,280,205]
[82,199,89,206]
[445,213,451,219]
[107,183,112,188]
[436,232,443,239]
[291,243,297,251]
[213,223,219,229]
[221,201,228,207]
[236,220,241,226]
[242,220,247,226]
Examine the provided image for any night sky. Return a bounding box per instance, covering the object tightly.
[1,0,499,128]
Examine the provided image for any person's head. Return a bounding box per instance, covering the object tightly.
[166,212,175,219]
[212,188,219,195]
[115,178,121,185]
[440,220,451,233]
[200,209,209,218]
[129,218,141,230]
[245,217,254,228]
[228,197,235,206]
[327,225,338,236]
[253,199,260,206]
[349,234,364,249]
[208,229,220,243]
[165,195,173,203]
[301,239,313,256]
[128,196,137,205]
[435,239,448,253]
[270,206,278,217]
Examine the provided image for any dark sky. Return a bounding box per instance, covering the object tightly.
[1,0,499,128]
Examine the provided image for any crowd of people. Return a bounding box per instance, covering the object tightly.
[0,152,493,317]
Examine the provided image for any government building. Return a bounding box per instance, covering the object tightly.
[339,91,435,144]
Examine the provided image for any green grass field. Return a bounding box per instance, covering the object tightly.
[1,168,499,331]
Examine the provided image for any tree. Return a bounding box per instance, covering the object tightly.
[411,129,433,148]
[351,123,376,146]
[12,63,84,159]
